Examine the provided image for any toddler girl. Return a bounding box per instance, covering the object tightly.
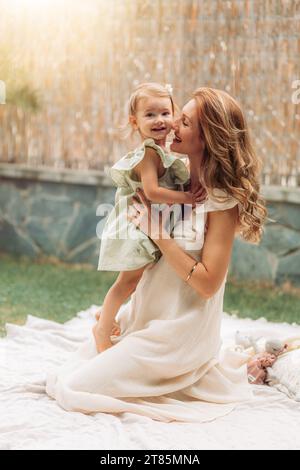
[94,82,205,353]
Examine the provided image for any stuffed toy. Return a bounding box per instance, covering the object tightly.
[234,331,289,385]
[247,339,288,385]
[235,331,261,353]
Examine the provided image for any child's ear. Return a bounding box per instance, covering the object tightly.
[129,115,138,130]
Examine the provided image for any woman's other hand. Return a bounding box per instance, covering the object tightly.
[185,186,207,208]
[128,188,170,241]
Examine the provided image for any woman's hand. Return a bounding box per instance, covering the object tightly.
[128,188,170,241]
[185,186,207,208]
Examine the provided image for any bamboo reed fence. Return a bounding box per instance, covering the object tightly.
[0,0,299,186]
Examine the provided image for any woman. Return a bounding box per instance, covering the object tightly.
[45,88,267,423]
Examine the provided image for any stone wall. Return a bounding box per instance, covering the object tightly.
[229,186,300,286]
[0,163,115,265]
[1,163,300,285]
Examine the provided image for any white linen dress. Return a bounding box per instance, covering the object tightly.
[45,188,254,423]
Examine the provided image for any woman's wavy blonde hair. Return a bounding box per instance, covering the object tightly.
[192,87,267,244]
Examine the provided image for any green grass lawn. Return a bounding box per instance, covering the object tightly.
[0,253,118,337]
[0,252,299,337]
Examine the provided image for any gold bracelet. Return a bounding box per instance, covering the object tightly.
[185,261,198,283]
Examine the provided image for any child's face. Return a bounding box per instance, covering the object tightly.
[130,95,174,143]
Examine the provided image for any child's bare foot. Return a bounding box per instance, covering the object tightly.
[94,309,101,321]
[92,324,113,353]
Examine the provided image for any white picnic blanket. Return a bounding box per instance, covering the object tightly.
[1,306,300,450]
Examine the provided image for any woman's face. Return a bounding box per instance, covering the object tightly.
[170,99,204,156]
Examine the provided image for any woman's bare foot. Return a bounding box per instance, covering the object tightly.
[94,310,121,336]
[92,324,113,353]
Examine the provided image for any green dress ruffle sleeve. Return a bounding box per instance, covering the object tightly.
[98,138,190,271]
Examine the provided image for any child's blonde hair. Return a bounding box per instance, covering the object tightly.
[120,82,177,140]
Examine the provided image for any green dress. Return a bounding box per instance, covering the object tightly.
[97,138,190,271]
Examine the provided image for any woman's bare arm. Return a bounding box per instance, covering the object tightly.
[154,205,238,299]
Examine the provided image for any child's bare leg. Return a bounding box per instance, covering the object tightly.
[94,315,120,337]
[93,265,147,353]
